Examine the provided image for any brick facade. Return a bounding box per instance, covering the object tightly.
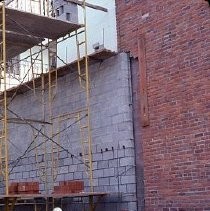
[116,0,210,210]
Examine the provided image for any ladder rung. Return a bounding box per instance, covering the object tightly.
[78,41,85,46]
[34,59,42,61]
[80,125,88,129]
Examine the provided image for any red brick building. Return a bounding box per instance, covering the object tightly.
[116,0,210,210]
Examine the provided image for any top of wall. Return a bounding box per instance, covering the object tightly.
[1,48,116,100]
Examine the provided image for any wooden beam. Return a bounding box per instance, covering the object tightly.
[7,0,108,12]
[64,0,108,12]
[138,34,149,127]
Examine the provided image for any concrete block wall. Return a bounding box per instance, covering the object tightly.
[53,0,78,23]
[130,58,145,211]
[5,53,138,210]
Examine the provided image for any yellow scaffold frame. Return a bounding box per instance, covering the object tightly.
[0,1,108,210]
[0,1,9,196]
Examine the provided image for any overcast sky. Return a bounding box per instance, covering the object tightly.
[57,0,117,65]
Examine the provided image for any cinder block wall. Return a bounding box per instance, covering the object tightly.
[6,53,138,210]
[116,1,210,210]
[130,58,145,211]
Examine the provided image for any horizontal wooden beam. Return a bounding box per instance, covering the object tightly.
[7,0,108,12]
[64,0,108,12]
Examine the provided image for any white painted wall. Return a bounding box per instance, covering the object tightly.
[19,0,117,67]
[57,0,117,66]
[5,0,117,88]
[86,0,117,51]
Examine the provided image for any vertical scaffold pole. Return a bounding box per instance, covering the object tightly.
[76,0,94,193]
[83,0,93,192]
[2,1,9,196]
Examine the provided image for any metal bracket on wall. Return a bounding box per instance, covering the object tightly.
[138,34,149,127]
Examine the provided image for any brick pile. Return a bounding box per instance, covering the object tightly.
[9,182,18,194]
[9,182,39,195]
[53,180,84,194]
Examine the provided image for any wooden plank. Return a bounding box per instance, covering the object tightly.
[64,0,108,12]
[3,7,81,39]
[6,0,108,12]
[138,35,149,127]
[0,30,43,60]
[0,192,107,199]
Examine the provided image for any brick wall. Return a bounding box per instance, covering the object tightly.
[116,0,210,210]
[6,53,138,211]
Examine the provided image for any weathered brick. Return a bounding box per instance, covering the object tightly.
[116,0,210,210]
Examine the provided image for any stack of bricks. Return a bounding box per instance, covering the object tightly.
[18,182,39,194]
[9,182,18,194]
[53,180,84,194]
[9,182,39,195]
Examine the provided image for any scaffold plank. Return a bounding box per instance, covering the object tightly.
[0,30,44,59]
[0,192,107,199]
[0,7,81,59]
[4,7,81,39]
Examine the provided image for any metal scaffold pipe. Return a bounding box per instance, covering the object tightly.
[1,1,9,196]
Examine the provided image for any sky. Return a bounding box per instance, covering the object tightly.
[8,0,117,77]
[85,0,117,51]
[57,0,117,65]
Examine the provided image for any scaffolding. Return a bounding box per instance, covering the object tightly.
[6,0,51,16]
[0,0,110,210]
[0,1,9,196]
